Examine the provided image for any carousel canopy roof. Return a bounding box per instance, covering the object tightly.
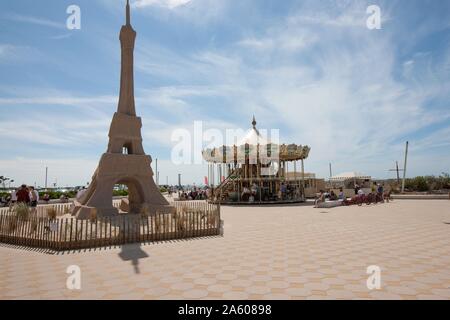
[237,116,270,146]
[202,116,310,163]
[330,172,371,181]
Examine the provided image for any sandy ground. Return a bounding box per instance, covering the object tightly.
[0,199,449,300]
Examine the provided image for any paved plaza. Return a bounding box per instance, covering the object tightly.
[0,200,449,300]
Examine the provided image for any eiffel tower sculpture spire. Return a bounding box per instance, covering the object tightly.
[72,1,174,218]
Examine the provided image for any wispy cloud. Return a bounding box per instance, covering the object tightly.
[0,44,16,57]
[133,0,192,9]
[0,95,117,106]
[4,13,66,29]
[131,1,450,179]
[0,44,40,63]
[50,33,73,40]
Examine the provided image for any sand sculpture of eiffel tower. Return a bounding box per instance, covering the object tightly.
[72,0,174,218]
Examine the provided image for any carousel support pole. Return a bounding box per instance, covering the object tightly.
[208,163,210,188]
[259,162,262,203]
[301,158,305,201]
[294,160,297,200]
[212,163,215,188]
[238,164,241,202]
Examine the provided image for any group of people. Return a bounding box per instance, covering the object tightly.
[315,188,346,206]
[315,183,391,207]
[351,183,389,204]
[240,182,301,202]
[0,184,46,209]
[177,188,209,201]
[278,183,301,201]
[241,183,260,202]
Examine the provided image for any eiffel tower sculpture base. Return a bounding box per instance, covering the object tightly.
[72,152,175,219]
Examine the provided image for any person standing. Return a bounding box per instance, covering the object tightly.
[16,184,30,204]
[280,183,287,200]
[76,187,87,200]
[377,184,384,203]
[10,188,17,204]
[29,186,39,213]
[29,187,39,204]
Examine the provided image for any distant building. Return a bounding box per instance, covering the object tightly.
[285,172,325,198]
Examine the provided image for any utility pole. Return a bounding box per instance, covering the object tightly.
[389,161,404,185]
[166,176,168,186]
[395,160,400,183]
[329,163,332,178]
[45,166,48,190]
[401,141,409,193]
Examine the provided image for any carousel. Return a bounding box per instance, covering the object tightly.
[202,117,311,204]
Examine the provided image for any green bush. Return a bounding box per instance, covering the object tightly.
[113,190,128,197]
[405,176,429,192]
[403,173,450,192]
[38,191,77,200]
[14,203,30,220]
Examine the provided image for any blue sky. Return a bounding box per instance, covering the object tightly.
[0,0,449,187]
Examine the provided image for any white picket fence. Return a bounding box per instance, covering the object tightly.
[0,199,123,217]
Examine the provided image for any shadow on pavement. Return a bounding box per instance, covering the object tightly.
[118,243,149,274]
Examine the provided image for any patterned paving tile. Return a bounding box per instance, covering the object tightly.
[0,200,449,299]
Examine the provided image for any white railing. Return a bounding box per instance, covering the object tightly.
[0,199,123,217]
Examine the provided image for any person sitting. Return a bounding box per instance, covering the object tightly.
[357,188,365,206]
[329,190,338,201]
[338,188,345,200]
[251,183,258,196]
[315,190,326,207]
[241,186,250,201]
[357,188,365,196]
[43,193,50,204]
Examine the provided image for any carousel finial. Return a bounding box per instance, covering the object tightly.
[252,115,256,128]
